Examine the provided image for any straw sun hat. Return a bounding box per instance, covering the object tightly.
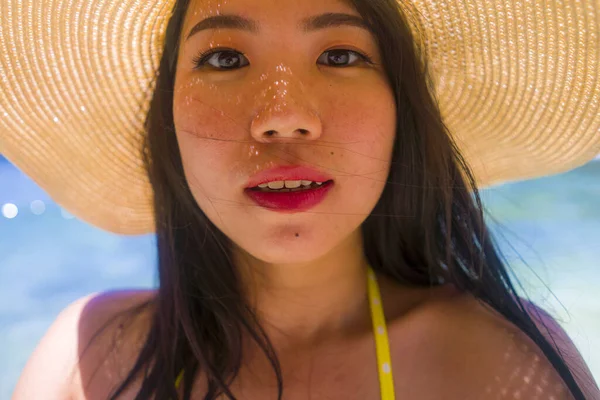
[0,0,599,234]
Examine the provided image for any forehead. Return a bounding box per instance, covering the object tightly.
[183,0,360,30]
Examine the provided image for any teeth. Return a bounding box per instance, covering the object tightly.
[256,180,325,190]
[267,181,284,189]
[284,180,302,189]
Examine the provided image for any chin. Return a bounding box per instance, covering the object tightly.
[263,236,334,264]
[249,251,327,266]
[235,219,363,268]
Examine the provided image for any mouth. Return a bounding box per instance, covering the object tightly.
[244,180,335,212]
[247,179,334,192]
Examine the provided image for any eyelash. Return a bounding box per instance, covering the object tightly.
[191,47,375,70]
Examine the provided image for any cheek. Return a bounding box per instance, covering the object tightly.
[173,86,242,145]
[172,89,247,191]
[324,86,396,185]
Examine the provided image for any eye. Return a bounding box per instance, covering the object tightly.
[192,48,249,70]
[191,47,374,71]
[317,49,374,68]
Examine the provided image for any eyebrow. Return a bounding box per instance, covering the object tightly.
[185,12,372,42]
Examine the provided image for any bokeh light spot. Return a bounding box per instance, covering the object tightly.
[2,203,19,219]
[30,200,46,215]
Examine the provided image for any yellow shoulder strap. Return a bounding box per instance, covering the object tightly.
[367,267,396,400]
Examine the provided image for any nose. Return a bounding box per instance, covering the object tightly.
[250,77,322,143]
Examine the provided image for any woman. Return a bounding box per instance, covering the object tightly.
[4,0,600,398]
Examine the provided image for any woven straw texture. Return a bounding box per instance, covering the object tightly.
[0,0,599,234]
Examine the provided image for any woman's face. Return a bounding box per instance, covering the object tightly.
[173,0,396,264]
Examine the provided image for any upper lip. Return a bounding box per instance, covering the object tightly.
[245,165,334,189]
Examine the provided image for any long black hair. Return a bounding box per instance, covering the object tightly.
[104,0,589,398]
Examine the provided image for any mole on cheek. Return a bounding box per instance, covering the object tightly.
[295,233,300,237]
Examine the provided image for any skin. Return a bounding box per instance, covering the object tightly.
[11,0,600,398]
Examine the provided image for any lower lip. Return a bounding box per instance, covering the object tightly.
[244,181,334,212]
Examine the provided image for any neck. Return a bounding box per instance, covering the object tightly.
[234,231,372,347]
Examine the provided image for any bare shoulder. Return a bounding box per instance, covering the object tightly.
[71,289,158,399]
[13,293,96,399]
[420,292,600,400]
[13,289,157,400]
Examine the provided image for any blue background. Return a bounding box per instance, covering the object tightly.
[1,154,599,398]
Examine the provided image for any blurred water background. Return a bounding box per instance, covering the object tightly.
[1,154,599,398]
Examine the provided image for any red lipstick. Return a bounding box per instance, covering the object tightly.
[244,165,334,212]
